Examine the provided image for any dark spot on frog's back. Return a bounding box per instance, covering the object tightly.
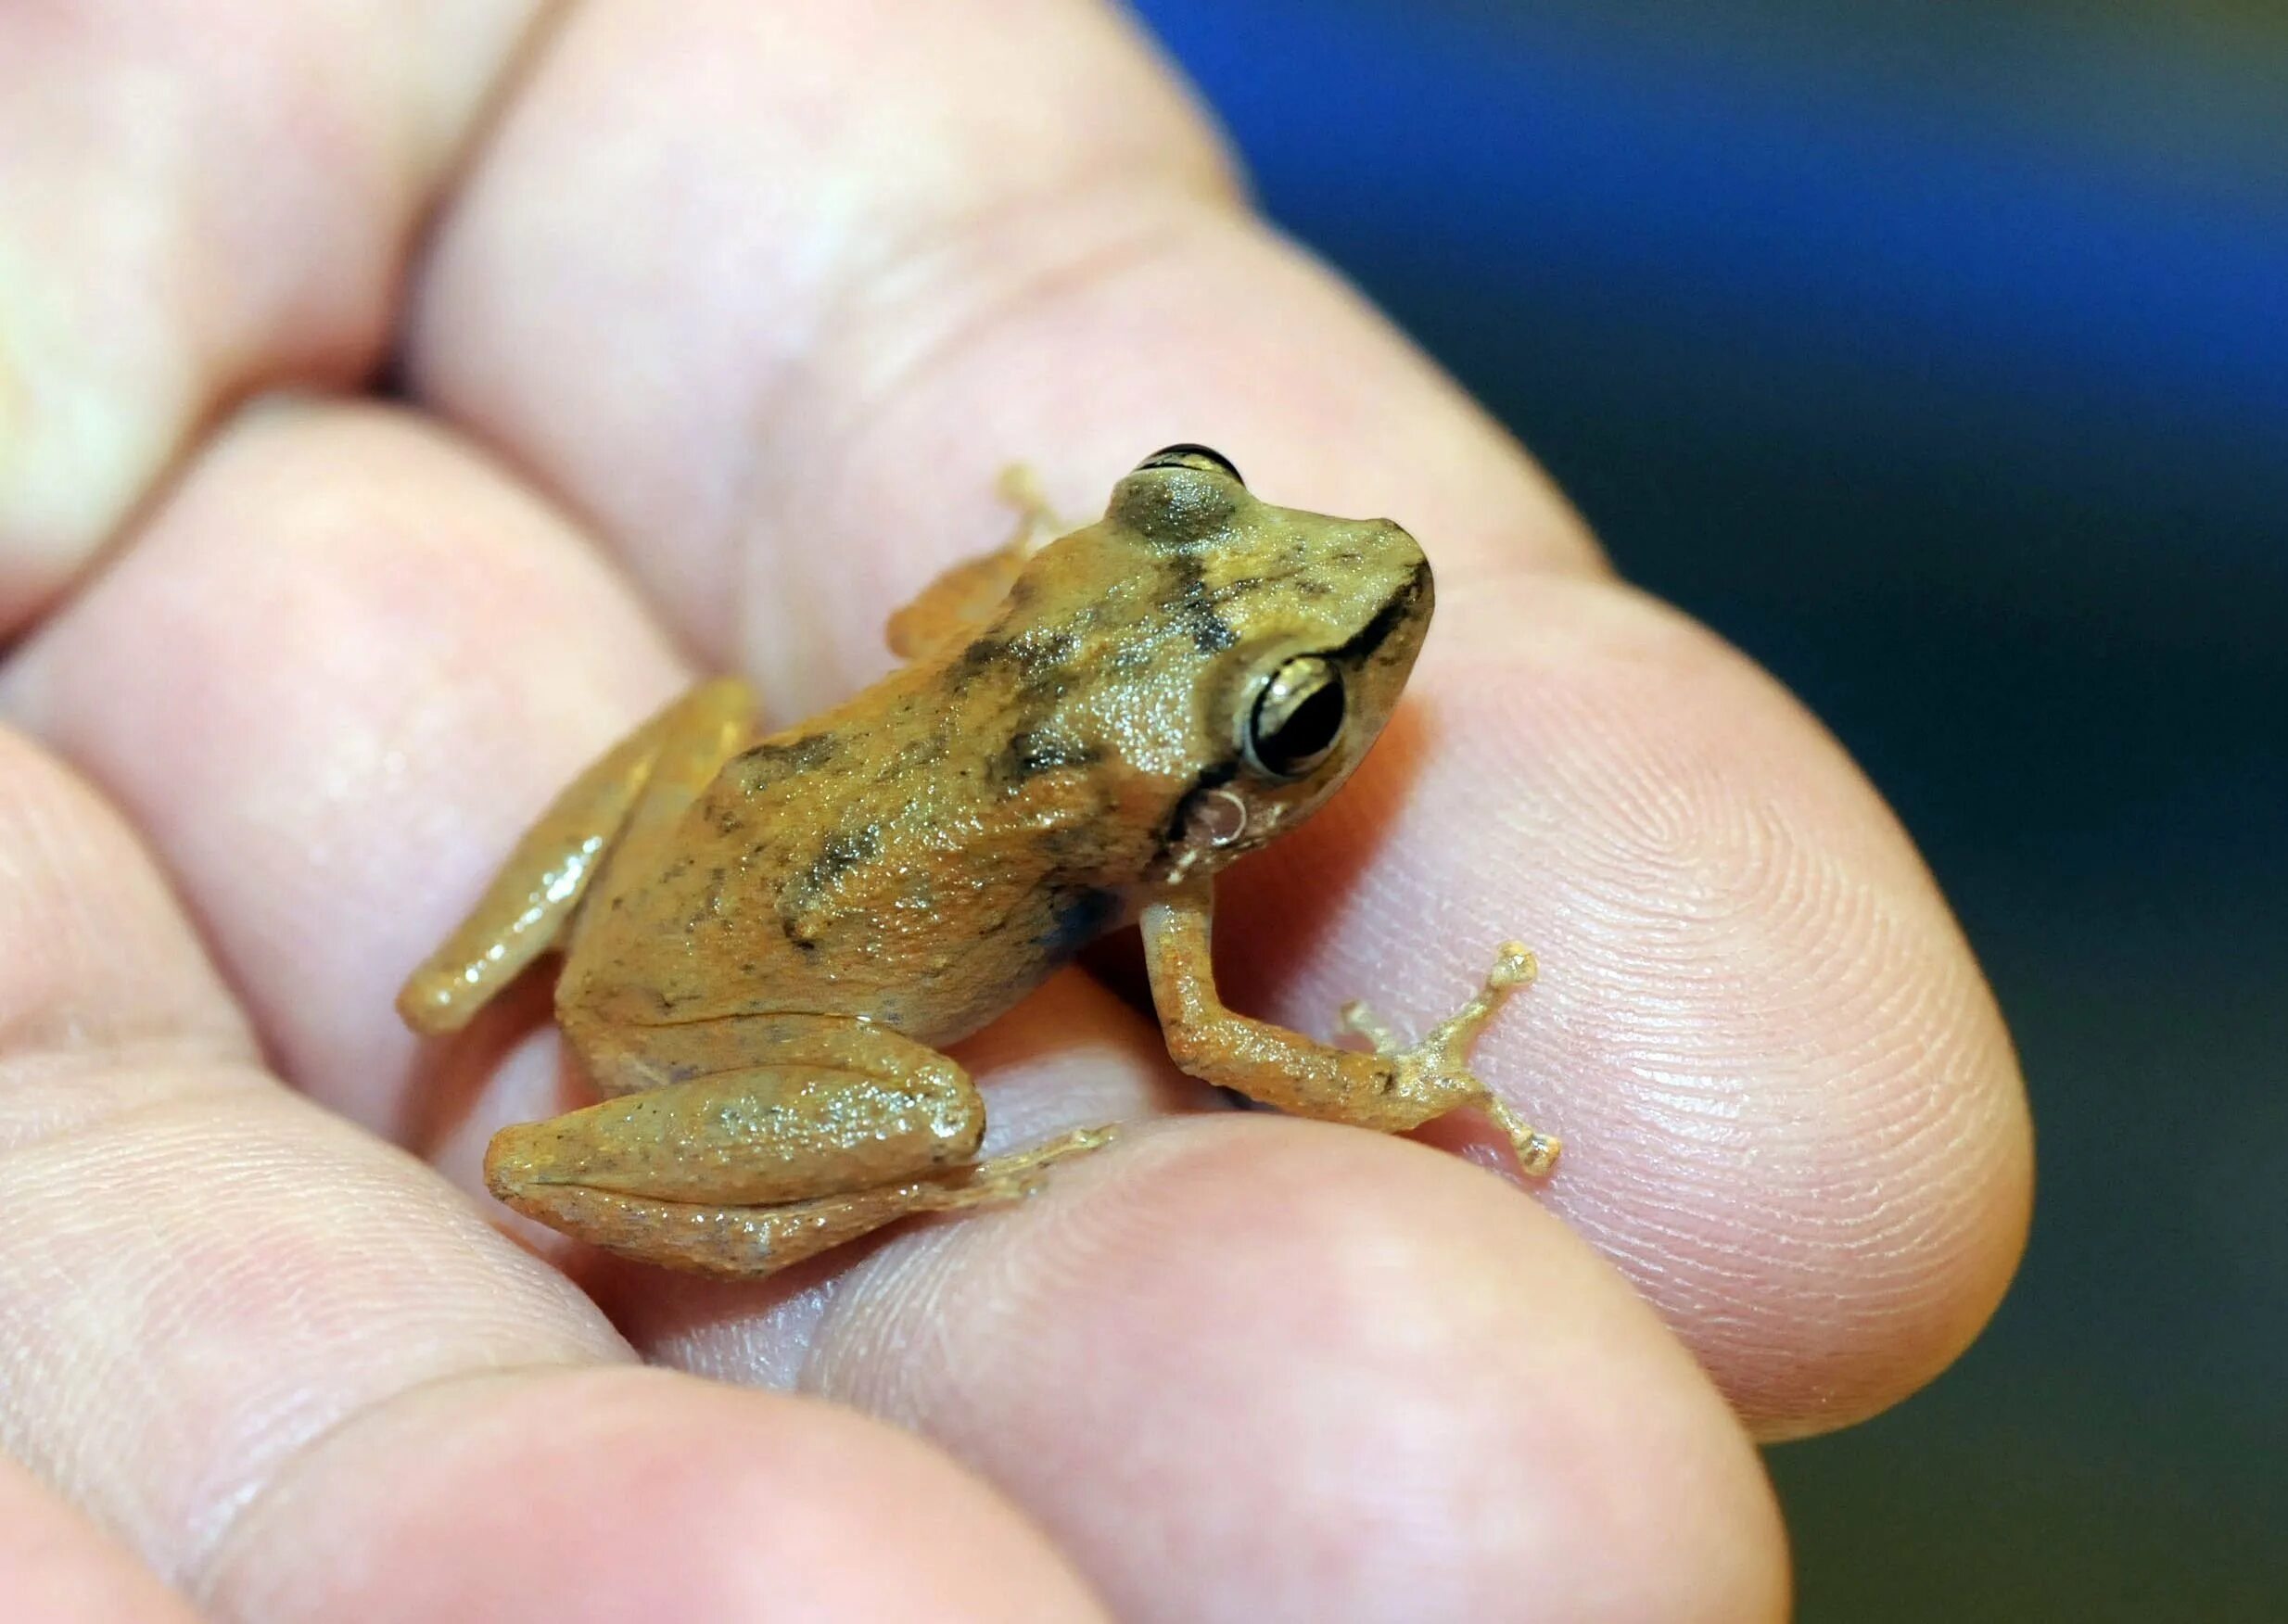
[1173,565,1237,653]
[997,729,1099,786]
[960,626,1081,690]
[804,824,883,892]
[954,636,1007,679]
[776,824,883,949]
[737,732,838,788]
[1036,887,1120,963]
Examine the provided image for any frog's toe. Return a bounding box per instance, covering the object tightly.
[1513,1129,1562,1178]
[1003,1123,1121,1170]
[1486,942,1539,992]
[933,1125,1122,1208]
[1336,999,1405,1056]
[1479,1093,1561,1178]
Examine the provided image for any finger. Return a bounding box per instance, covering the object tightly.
[1225,572,2034,1437]
[404,0,1601,713]
[750,1116,1790,1624]
[0,729,1110,1619]
[4,397,691,1136]
[202,1370,1110,1623]
[0,1,545,625]
[398,0,2030,1435]
[0,1459,202,1624]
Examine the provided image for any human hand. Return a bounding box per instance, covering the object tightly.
[0,5,2030,1619]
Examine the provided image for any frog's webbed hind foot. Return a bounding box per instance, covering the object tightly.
[1340,942,1560,1177]
[496,1125,1118,1280]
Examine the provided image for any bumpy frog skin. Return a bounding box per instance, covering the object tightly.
[398,447,1557,1277]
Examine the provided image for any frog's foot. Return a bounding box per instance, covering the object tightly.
[1339,942,1560,1177]
[917,1123,1122,1206]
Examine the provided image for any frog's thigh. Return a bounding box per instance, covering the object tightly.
[508,1012,984,1203]
[488,1014,977,1276]
[493,1011,1112,1277]
[398,678,756,1034]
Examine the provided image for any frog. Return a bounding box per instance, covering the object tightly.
[397,445,1557,1278]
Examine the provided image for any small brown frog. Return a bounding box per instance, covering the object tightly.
[398,447,1556,1276]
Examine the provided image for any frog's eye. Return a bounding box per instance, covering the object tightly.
[1136,444,1244,484]
[1245,656,1345,780]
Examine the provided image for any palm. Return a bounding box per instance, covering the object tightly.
[0,6,2027,1621]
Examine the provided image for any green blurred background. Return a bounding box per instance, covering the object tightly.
[1129,1,2288,1617]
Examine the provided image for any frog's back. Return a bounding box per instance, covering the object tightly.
[555,667,1129,1046]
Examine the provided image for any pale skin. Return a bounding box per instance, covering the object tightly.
[398,450,1557,1276]
[0,4,2031,1620]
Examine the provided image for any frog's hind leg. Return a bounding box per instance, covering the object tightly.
[497,1123,1113,1279]
[396,679,756,1035]
[489,1011,1116,1277]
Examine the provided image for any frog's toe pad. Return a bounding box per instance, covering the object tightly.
[1506,1128,1561,1178]
[1486,942,1539,992]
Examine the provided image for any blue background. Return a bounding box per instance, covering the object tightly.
[1130,1,2288,1617]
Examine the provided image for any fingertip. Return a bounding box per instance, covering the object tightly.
[1236,571,2037,1439]
[202,1365,1111,1624]
[806,1116,1789,1623]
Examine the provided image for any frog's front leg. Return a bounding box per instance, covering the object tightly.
[397,679,756,1034]
[488,1011,1114,1277]
[1138,878,1559,1175]
[884,464,1068,660]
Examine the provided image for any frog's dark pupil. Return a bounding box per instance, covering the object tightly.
[1252,672,1345,777]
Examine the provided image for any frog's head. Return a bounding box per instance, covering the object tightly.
[1100,445,1434,884]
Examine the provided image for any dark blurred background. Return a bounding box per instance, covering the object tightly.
[1130,1,2287,1617]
